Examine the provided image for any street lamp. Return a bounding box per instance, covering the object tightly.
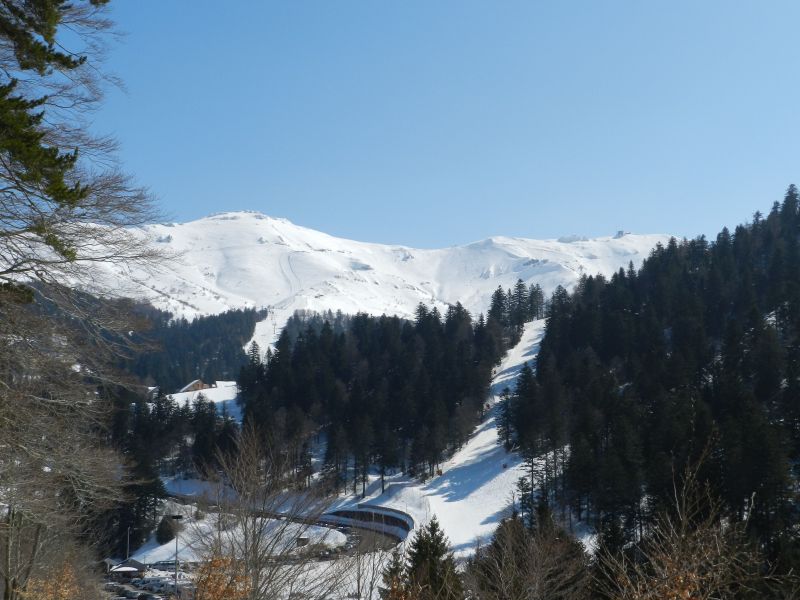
[126,526,134,560]
[171,515,183,598]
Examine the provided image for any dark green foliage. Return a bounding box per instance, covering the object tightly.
[379,548,405,600]
[0,1,107,74]
[92,381,237,556]
[405,517,463,600]
[508,186,800,568]
[241,303,509,486]
[380,518,463,600]
[89,451,166,558]
[465,515,590,600]
[122,306,266,392]
[496,387,513,450]
[0,282,34,304]
[0,0,114,268]
[515,475,534,530]
[155,516,176,545]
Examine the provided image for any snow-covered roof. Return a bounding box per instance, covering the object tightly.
[177,379,204,393]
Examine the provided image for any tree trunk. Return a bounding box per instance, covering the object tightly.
[3,507,14,600]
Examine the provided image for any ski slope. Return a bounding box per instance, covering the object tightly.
[328,320,546,557]
[91,212,669,347]
[425,320,544,555]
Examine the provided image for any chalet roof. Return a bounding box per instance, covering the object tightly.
[177,379,203,393]
[110,558,146,572]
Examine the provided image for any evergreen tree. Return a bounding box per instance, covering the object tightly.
[497,387,513,450]
[510,278,528,330]
[519,187,800,562]
[155,516,177,545]
[516,476,535,530]
[488,286,508,327]
[528,282,545,320]
[405,517,463,600]
[380,548,407,600]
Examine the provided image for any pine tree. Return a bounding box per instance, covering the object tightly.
[155,515,177,545]
[511,279,529,330]
[488,286,508,327]
[516,476,535,530]
[528,282,545,320]
[405,516,463,600]
[497,387,513,450]
[380,548,407,600]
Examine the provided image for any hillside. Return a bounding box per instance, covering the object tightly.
[505,189,800,569]
[94,211,669,346]
[327,320,548,558]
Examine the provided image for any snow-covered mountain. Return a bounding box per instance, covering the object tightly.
[99,211,670,347]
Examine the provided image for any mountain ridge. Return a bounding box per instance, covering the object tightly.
[95,211,672,347]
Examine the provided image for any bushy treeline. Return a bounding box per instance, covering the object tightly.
[122,306,266,392]
[382,469,795,599]
[91,306,264,556]
[239,301,528,494]
[488,280,546,335]
[505,185,800,567]
[281,309,354,346]
[94,385,239,557]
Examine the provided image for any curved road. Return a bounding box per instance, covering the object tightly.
[166,493,400,558]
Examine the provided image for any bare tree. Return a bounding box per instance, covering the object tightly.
[595,461,798,600]
[0,0,163,294]
[194,555,251,600]
[463,516,590,600]
[338,531,393,600]
[15,543,105,600]
[193,425,347,599]
[0,2,165,599]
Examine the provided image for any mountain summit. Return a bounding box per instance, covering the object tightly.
[100,211,670,346]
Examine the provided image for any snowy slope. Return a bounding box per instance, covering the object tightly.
[425,320,545,555]
[93,212,669,347]
[158,323,546,559]
[327,320,546,558]
[168,380,241,421]
[129,500,346,565]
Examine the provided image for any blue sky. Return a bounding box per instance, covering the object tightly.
[94,2,800,247]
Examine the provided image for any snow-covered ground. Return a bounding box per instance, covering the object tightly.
[129,499,346,566]
[168,380,241,421]
[158,323,546,559]
[149,321,552,569]
[91,211,668,347]
[327,320,545,558]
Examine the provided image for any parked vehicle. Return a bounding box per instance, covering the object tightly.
[137,577,166,590]
[146,580,168,592]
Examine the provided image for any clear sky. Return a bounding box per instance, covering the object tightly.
[93,1,800,248]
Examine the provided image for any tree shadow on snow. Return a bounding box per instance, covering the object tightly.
[422,444,516,504]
